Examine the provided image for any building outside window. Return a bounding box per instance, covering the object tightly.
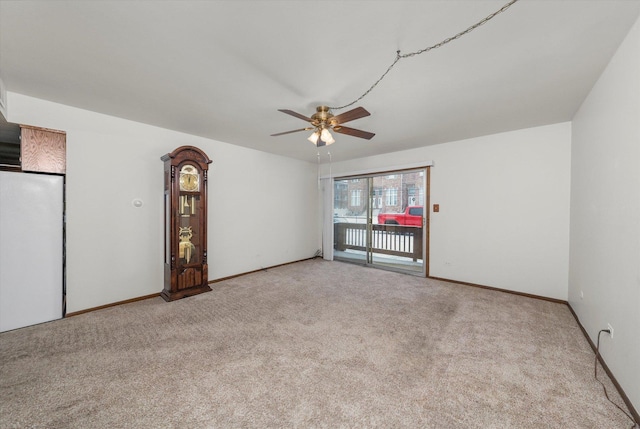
[408,186,417,206]
[334,182,348,209]
[385,188,398,206]
[372,188,382,208]
[351,189,362,207]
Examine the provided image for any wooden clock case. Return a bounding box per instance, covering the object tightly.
[161,146,212,301]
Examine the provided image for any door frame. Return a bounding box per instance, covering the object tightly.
[332,166,430,277]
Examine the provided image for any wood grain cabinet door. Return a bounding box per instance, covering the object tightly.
[20,125,66,174]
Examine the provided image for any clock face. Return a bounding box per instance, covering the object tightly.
[179,164,199,191]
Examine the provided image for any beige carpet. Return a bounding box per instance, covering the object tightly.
[0,259,634,428]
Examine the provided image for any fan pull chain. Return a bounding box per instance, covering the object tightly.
[327,0,520,111]
[317,151,321,189]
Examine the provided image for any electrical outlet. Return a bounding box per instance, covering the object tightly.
[580,290,584,299]
[607,323,614,338]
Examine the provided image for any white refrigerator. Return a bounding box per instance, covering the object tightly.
[0,170,64,332]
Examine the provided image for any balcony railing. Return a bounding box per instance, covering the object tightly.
[334,222,423,261]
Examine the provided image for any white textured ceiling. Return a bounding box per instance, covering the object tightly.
[1,0,639,163]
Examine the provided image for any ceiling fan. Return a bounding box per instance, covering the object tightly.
[271,106,375,147]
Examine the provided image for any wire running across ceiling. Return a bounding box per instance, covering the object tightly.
[328,0,521,111]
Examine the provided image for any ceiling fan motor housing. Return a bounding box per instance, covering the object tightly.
[311,106,333,128]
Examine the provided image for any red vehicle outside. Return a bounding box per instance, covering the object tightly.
[377,206,423,226]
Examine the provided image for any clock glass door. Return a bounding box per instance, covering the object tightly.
[178,193,200,265]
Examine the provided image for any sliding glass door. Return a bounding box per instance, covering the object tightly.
[333,168,427,275]
[333,177,368,265]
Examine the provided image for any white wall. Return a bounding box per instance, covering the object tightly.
[569,16,640,412]
[7,93,319,313]
[324,122,572,300]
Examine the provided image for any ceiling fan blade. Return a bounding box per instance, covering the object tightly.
[271,127,312,137]
[330,107,370,125]
[333,125,375,140]
[278,109,314,123]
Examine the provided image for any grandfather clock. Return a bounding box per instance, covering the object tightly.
[161,146,212,301]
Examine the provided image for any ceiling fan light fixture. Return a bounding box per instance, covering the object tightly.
[320,128,335,145]
[307,130,320,145]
